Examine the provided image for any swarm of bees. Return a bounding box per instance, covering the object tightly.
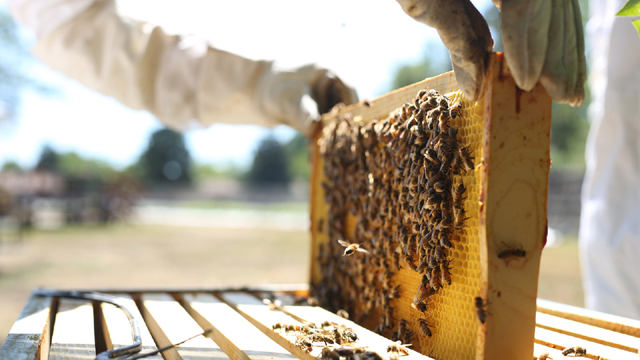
[274,320,393,360]
[273,321,359,352]
[314,88,475,343]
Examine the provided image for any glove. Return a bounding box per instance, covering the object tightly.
[396,0,586,106]
[8,0,358,135]
[499,0,586,106]
[256,64,359,136]
[396,0,494,101]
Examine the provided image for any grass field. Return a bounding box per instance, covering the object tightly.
[0,225,583,347]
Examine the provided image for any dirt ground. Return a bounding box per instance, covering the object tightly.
[0,225,583,347]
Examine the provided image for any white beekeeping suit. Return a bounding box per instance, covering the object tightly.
[580,0,640,319]
[7,0,358,134]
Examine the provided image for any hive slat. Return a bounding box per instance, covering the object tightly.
[219,291,317,360]
[536,312,639,353]
[534,326,637,360]
[139,293,229,360]
[281,304,433,360]
[179,293,296,360]
[0,294,52,360]
[532,343,565,359]
[538,298,640,338]
[99,295,162,359]
[49,298,95,360]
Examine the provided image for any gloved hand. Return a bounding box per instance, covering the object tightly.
[8,0,358,137]
[256,65,359,136]
[396,0,586,106]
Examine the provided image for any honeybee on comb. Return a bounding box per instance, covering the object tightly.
[317,88,477,350]
[474,296,490,324]
[417,318,433,337]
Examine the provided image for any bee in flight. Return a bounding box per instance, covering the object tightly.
[338,240,369,256]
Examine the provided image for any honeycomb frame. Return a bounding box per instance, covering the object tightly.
[310,53,552,360]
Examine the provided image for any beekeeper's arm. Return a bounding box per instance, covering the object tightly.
[8,0,358,134]
[395,0,586,106]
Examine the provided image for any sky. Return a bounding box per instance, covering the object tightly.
[0,0,493,171]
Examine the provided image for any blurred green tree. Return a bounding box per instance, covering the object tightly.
[390,40,451,91]
[57,152,119,179]
[284,132,310,180]
[246,134,291,187]
[138,128,192,187]
[35,145,60,172]
[1,160,22,171]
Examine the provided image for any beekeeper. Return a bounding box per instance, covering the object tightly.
[579,0,640,319]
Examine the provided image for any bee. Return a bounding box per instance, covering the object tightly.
[415,258,429,274]
[411,296,427,312]
[459,146,475,171]
[285,324,301,333]
[449,102,462,118]
[405,256,419,271]
[562,346,587,356]
[434,245,445,262]
[338,325,358,342]
[317,218,324,233]
[336,309,349,319]
[388,285,401,300]
[440,260,452,286]
[417,282,435,301]
[393,251,402,271]
[387,341,411,356]
[433,181,446,193]
[272,322,284,331]
[439,231,453,249]
[454,207,469,228]
[536,353,551,360]
[452,184,467,208]
[475,297,490,324]
[362,351,384,360]
[430,267,441,290]
[338,239,369,256]
[498,243,527,264]
[362,99,372,107]
[320,347,340,360]
[320,320,335,329]
[295,335,313,352]
[424,148,439,164]
[417,318,433,337]
[307,296,320,306]
[395,319,414,344]
[437,113,449,133]
[451,152,462,175]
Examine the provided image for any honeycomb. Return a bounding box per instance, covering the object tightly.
[311,89,485,360]
[389,91,484,359]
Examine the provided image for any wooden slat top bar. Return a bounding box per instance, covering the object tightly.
[1,290,640,360]
[181,293,296,360]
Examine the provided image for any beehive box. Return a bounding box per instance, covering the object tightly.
[309,53,551,359]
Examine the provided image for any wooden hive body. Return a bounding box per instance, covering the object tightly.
[309,53,552,359]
